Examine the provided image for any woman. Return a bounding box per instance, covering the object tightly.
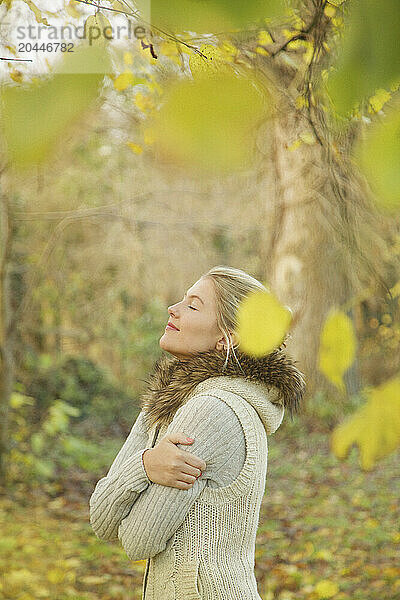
[89,266,306,600]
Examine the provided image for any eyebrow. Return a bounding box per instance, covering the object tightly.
[184,292,204,305]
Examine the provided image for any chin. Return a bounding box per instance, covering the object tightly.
[159,334,174,353]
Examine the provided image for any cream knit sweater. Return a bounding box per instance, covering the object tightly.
[89,375,285,599]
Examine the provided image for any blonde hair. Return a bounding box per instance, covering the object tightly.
[202,265,269,369]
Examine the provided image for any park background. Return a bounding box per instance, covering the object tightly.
[0,1,399,599]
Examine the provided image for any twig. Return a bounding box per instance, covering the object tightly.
[74,0,208,58]
[270,33,307,56]
[0,57,33,62]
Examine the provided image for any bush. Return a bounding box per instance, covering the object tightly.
[20,351,138,430]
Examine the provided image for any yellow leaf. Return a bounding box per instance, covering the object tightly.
[114,72,147,91]
[110,0,126,10]
[318,309,356,392]
[287,138,302,151]
[46,568,66,584]
[324,4,336,18]
[134,91,155,113]
[124,51,134,65]
[256,47,269,56]
[5,44,17,55]
[158,41,178,57]
[114,71,134,91]
[303,43,314,63]
[143,128,155,145]
[299,131,316,145]
[258,30,273,46]
[365,518,379,528]
[127,142,143,154]
[65,0,82,19]
[368,88,392,114]
[315,579,339,598]
[331,377,400,470]
[22,0,49,25]
[390,281,400,298]
[219,41,238,60]
[189,45,234,79]
[314,549,333,561]
[282,29,294,40]
[236,289,292,357]
[295,95,307,109]
[84,12,113,46]
[10,69,23,83]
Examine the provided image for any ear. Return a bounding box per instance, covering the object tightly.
[215,330,239,351]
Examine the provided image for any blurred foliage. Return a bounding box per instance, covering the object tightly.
[326,0,400,116]
[331,377,400,471]
[135,0,288,33]
[1,0,399,484]
[354,100,400,214]
[8,375,151,487]
[20,351,135,426]
[0,45,110,169]
[237,288,292,356]
[8,388,99,484]
[318,309,356,394]
[152,72,269,174]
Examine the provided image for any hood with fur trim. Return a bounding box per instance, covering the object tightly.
[140,346,306,433]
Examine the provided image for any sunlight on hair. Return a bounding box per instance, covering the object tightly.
[236,289,292,357]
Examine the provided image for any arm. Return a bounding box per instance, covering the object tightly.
[89,409,153,542]
[118,393,244,560]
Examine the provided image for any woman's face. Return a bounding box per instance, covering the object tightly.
[159,276,226,360]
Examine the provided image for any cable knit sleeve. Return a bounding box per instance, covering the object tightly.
[117,393,245,561]
[89,409,153,542]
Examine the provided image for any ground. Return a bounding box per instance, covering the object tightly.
[0,428,398,600]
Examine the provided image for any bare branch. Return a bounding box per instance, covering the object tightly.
[74,0,208,58]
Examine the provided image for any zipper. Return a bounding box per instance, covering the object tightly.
[142,423,161,600]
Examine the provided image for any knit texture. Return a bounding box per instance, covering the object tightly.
[89,348,306,599]
[89,400,246,542]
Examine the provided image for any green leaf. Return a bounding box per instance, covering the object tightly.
[0,44,111,169]
[34,458,55,478]
[326,0,400,114]
[354,103,400,214]
[31,432,45,454]
[136,0,287,33]
[152,72,270,174]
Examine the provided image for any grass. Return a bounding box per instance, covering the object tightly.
[0,424,398,600]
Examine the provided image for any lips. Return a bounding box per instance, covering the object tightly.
[166,321,179,331]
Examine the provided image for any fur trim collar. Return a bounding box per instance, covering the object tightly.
[140,346,306,431]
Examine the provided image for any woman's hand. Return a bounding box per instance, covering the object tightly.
[142,432,207,489]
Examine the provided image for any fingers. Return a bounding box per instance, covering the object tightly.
[176,480,194,490]
[183,464,203,478]
[166,432,194,445]
[185,456,207,472]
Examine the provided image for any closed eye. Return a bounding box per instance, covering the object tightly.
[188,305,197,310]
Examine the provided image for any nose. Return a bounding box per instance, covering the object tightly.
[168,302,179,317]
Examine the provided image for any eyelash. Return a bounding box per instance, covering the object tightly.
[188,305,197,311]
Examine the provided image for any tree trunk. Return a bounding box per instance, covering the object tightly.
[261,98,390,400]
